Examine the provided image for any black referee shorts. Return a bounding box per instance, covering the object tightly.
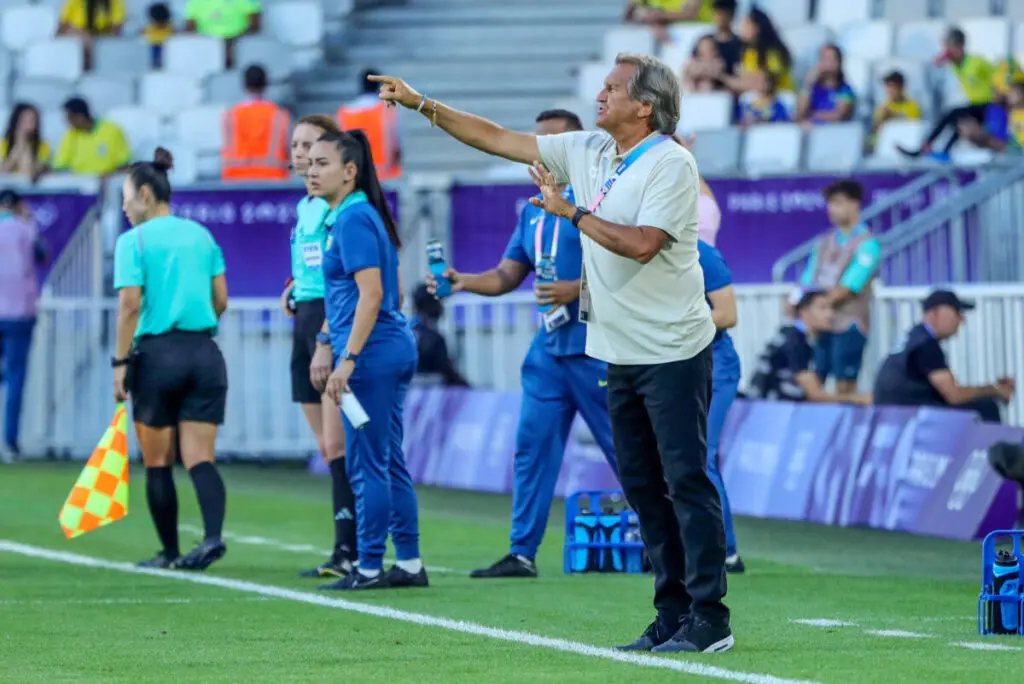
[130,331,228,428]
[290,298,326,405]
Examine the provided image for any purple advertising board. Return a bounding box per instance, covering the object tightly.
[26,193,97,282]
[311,391,1021,541]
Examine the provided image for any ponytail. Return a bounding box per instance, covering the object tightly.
[347,129,401,249]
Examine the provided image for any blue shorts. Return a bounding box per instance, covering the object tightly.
[814,326,867,382]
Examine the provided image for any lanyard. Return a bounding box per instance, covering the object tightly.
[586,135,670,213]
[533,187,573,263]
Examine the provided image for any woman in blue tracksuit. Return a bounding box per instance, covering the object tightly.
[306,129,425,591]
[698,239,744,573]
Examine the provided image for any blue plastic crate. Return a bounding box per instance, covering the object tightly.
[977,530,1024,636]
[563,489,646,575]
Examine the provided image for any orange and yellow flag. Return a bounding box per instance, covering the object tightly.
[58,403,130,539]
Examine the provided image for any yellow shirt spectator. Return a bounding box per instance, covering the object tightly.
[643,0,715,21]
[741,47,794,92]
[185,0,260,40]
[143,22,175,45]
[1010,109,1024,152]
[0,140,51,164]
[993,58,1024,97]
[873,98,922,125]
[951,55,995,104]
[54,120,131,175]
[59,0,126,33]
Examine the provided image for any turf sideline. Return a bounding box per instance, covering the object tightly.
[0,540,819,684]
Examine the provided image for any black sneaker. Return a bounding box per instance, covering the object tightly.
[137,552,181,569]
[299,551,353,578]
[319,570,390,591]
[177,539,227,571]
[616,614,687,652]
[385,564,429,588]
[725,554,746,574]
[652,616,734,654]
[469,554,538,579]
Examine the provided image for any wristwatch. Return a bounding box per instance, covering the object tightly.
[111,356,130,368]
[571,207,591,228]
[315,332,331,346]
[341,349,359,364]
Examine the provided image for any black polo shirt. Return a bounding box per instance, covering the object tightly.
[874,323,948,406]
[748,324,814,401]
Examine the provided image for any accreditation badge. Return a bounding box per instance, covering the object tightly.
[301,242,323,269]
[543,305,572,333]
[578,265,591,323]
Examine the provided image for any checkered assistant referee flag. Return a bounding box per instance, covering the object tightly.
[59,403,130,539]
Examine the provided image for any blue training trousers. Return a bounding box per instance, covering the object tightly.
[705,373,739,557]
[510,343,618,559]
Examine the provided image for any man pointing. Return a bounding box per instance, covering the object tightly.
[371,53,733,654]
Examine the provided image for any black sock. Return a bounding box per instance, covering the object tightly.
[145,466,179,558]
[329,459,356,557]
[188,462,226,542]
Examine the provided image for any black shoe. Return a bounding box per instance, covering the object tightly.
[616,614,686,652]
[896,144,922,158]
[299,551,353,578]
[319,569,390,591]
[137,551,181,569]
[385,564,429,588]
[469,554,538,579]
[725,554,746,574]
[652,616,734,654]
[177,539,227,571]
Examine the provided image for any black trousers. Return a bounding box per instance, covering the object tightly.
[923,103,989,153]
[607,344,729,627]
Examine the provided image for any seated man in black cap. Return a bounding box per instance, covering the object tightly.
[748,289,871,405]
[873,289,1015,423]
[410,283,469,387]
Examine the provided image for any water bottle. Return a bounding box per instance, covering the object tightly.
[597,495,623,572]
[427,239,452,298]
[535,254,557,313]
[624,527,644,574]
[572,503,599,573]
[988,550,1021,634]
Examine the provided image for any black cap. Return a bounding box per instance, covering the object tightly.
[922,289,975,313]
[0,189,21,207]
[63,97,90,117]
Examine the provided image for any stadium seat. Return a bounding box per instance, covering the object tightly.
[162,36,226,80]
[235,37,292,81]
[664,23,714,60]
[872,58,929,104]
[162,141,200,185]
[743,123,803,173]
[871,119,929,163]
[842,57,873,115]
[12,78,74,110]
[205,71,247,105]
[881,0,931,23]
[40,109,68,151]
[895,21,946,60]
[688,128,741,175]
[805,122,866,171]
[603,27,655,62]
[781,25,834,83]
[659,43,690,77]
[838,21,895,62]
[106,107,161,150]
[959,18,1010,64]
[173,105,226,154]
[0,49,11,106]
[0,6,58,52]
[265,1,324,48]
[93,38,151,77]
[75,76,136,115]
[816,0,872,32]
[577,62,610,101]
[949,141,995,166]
[34,172,100,193]
[751,0,810,27]
[552,97,596,130]
[678,92,732,134]
[944,0,994,20]
[22,38,83,82]
[140,73,202,115]
[1008,1,1024,20]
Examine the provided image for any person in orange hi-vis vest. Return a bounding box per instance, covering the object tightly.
[221,64,290,181]
[336,69,402,182]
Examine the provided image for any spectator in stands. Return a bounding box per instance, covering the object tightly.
[722,7,793,95]
[869,71,922,147]
[184,0,261,68]
[957,82,1024,155]
[624,0,714,45]
[798,180,880,397]
[737,72,789,126]
[707,0,741,77]
[410,283,468,387]
[221,65,290,182]
[874,290,1014,424]
[682,36,727,93]
[796,44,855,128]
[0,190,46,460]
[337,70,401,182]
[1,104,49,181]
[748,290,870,405]
[143,3,175,69]
[53,97,131,177]
[58,0,126,70]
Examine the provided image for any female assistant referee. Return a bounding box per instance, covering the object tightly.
[281,114,358,579]
[307,130,425,591]
[112,148,230,571]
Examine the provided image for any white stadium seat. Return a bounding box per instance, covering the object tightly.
[944,0,993,20]
[140,73,202,115]
[265,1,324,48]
[23,38,83,81]
[603,27,655,62]
[881,0,930,23]
[1009,2,1024,20]
[805,122,866,172]
[235,37,293,81]
[12,78,74,110]
[688,128,741,175]
[75,76,136,115]
[173,105,227,154]
[92,37,151,76]
[842,57,873,115]
[959,18,1009,64]
[162,36,226,80]
[577,62,610,101]
[664,23,714,60]
[872,58,929,107]
[895,21,946,61]
[106,107,161,150]
[871,120,929,163]
[678,92,733,134]
[0,6,58,52]
[40,109,68,151]
[949,141,995,167]
[743,123,803,173]
[817,0,872,32]
[838,21,895,62]
[750,0,810,27]
[205,71,247,105]
[781,25,834,84]
[163,141,200,185]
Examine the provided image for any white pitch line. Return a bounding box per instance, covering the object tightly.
[0,597,272,606]
[0,540,819,684]
[789,619,856,628]
[952,641,1023,652]
[178,524,456,574]
[864,630,933,639]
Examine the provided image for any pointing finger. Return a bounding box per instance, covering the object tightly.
[366,75,392,83]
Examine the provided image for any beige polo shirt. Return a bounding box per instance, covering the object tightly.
[537,131,715,365]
